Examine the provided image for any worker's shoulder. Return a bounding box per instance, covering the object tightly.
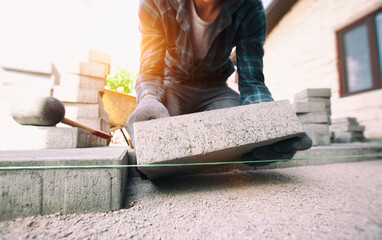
[235,0,264,9]
[230,0,265,17]
[139,0,177,16]
[140,0,175,10]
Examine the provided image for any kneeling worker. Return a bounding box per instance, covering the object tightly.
[126,0,312,166]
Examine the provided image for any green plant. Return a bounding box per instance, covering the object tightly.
[106,65,138,95]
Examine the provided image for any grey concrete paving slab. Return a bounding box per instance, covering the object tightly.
[302,124,330,146]
[64,103,109,121]
[56,73,106,92]
[293,101,326,113]
[0,69,53,86]
[0,147,128,221]
[134,100,304,179]
[330,124,365,132]
[1,54,53,74]
[1,160,381,239]
[87,50,112,65]
[0,85,52,100]
[258,143,382,170]
[54,61,108,79]
[127,143,382,177]
[332,117,358,124]
[53,86,101,104]
[297,112,330,124]
[65,50,111,66]
[332,133,366,143]
[295,97,331,105]
[330,118,366,143]
[0,116,93,150]
[294,88,331,100]
[90,135,110,147]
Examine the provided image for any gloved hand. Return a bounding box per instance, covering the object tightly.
[125,95,170,148]
[242,133,312,166]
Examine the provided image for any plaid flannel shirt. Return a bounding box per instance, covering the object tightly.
[136,0,273,105]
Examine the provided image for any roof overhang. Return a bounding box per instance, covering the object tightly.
[266,0,298,35]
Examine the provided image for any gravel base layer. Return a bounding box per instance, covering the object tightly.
[1,160,382,240]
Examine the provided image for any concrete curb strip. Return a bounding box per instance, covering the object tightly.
[0,147,128,221]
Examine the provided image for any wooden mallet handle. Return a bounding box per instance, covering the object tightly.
[62,118,112,139]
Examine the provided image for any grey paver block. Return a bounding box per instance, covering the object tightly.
[331,117,358,125]
[303,124,330,146]
[0,147,128,221]
[335,131,365,138]
[63,170,112,213]
[257,144,382,170]
[55,72,105,92]
[64,103,109,121]
[134,100,304,179]
[1,53,53,74]
[332,132,366,143]
[88,50,112,65]
[90,135,109,147]
[0,69,53,86]
[0,116,93,150]
[0,172,42,220]
[295,97,331,116]
[294,88,331,100]
[331,116,366,143]
[127,144,382,178]
[0,126,92,150]
[56,61,108,79]
[0,85,52,101]
[53,86,101,104]
[297,112,330,124]
[71,49,112,65]
[330,124,365,132]
[295,97,331,105]
[293,101,326,113]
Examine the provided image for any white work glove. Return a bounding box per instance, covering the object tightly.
[125,95,170,148]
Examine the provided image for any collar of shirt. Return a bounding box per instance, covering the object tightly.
[170,0,243,33]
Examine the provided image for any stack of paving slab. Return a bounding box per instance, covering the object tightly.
[294,88,331,146]
[330,117,366,143]
[52,50,111,147]
[0,53,74,150]
[0,53,54,117]
[0,51,111,150]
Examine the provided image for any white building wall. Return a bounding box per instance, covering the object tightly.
[264,0,382,138]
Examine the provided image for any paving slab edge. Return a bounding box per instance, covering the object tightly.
[127,143,382,177]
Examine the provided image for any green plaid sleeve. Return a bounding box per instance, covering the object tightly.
[236,1,273,105]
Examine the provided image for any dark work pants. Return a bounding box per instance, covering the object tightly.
[163,81,240,116]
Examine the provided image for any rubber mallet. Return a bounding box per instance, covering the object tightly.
[12,96,112,139]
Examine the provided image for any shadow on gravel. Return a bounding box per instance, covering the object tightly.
[125,170,301,205]
[152,170,298,192]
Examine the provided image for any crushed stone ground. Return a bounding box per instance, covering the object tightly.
[1,160,382,239]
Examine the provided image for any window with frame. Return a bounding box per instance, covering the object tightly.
[337,8,382,97]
